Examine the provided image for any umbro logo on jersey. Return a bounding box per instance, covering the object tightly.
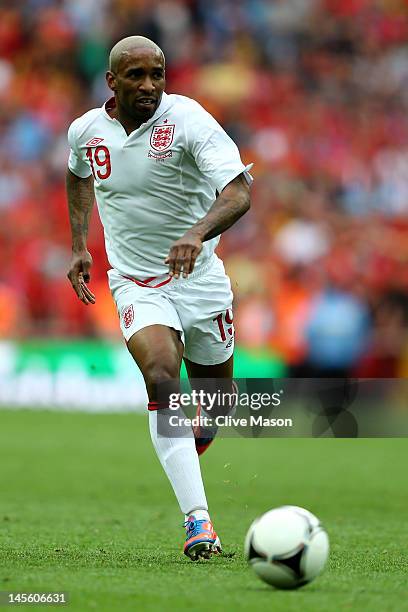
[86,137,105,146]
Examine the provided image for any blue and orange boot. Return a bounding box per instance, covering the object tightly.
[193,402,217,456]
[194,381,238,456]
[183,515,222,560]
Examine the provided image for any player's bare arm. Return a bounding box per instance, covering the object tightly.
[66,169,96,305]
[165,172,250,278]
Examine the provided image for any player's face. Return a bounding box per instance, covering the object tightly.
[107,48,165,122]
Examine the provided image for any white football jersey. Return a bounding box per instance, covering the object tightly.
[68,92,253,279]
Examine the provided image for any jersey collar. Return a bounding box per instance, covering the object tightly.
[102,91,171,128]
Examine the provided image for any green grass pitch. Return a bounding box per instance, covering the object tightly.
[1,410,408,611]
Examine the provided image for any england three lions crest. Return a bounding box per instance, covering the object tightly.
[150,124,175,152]
[122,304,134,329]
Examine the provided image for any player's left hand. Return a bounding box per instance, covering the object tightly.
[165,231,203,278]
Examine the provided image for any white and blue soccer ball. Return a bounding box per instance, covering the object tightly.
[245,505,329,589]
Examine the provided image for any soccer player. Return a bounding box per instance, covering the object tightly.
[66,36,252,560]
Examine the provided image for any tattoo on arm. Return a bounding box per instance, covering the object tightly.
[190,173,250,242]
[66,169,94,252]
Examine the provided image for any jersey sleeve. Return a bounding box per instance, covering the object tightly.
[186,104,253,192]
[67,120,93,179]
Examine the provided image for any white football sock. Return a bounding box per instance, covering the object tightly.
[185,509,210,522]
[149,407,208,516]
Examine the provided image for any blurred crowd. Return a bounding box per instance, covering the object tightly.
[0,0,407,376]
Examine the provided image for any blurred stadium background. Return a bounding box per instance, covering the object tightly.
[0,0,407,409]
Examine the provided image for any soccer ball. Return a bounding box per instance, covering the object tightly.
[244,505,329,589]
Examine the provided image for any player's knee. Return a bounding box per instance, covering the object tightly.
[146,363,179,384]
[144,362,180,401]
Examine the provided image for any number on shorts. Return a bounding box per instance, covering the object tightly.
[213,309,233,341]
[86,146,111,179]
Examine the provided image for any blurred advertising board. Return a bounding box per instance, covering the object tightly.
[0,341,285,411]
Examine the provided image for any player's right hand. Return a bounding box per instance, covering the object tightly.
[67,250,96,305]
[165,230,203,279]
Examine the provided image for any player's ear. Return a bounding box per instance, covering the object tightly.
[106,71,117,92]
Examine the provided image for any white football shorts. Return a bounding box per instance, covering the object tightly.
[107,255,234,365]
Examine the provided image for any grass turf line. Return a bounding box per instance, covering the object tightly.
[1,410,408,611]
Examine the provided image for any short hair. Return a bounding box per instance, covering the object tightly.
[109,36,165,73]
